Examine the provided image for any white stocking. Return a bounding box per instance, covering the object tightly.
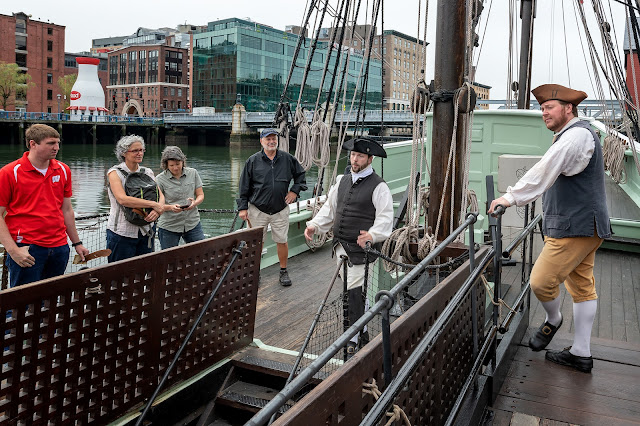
[570,299,597,357]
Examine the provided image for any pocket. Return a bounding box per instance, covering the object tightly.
[544,215,570,230]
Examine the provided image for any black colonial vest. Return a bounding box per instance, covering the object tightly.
[333,172,384,265]
[542,120,611,239]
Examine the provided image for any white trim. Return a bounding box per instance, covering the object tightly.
[13,164,21,182]
[106,83,189,89]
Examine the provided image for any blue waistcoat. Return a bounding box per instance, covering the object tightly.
[542,120,611,239]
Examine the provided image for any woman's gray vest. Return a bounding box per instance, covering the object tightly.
[542,120,611,239]
[332,172,384,265]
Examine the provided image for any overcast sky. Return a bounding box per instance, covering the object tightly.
[2,1,629,100]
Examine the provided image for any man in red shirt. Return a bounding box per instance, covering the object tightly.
[0,124,89,287]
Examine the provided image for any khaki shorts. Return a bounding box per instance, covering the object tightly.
[530,232,603,303]
[248,204,290,244]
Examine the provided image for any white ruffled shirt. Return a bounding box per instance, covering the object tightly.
[307,166,394,244]
[504,118,595,207]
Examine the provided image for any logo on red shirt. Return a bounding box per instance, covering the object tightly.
[52,175,60,183]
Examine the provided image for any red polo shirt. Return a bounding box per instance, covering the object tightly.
[0,152,72,247]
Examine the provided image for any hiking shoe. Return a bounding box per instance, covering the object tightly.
[529,316,562,352]
[545,347,593,373]
[279,270,292,287]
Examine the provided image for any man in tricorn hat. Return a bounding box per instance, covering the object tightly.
[489,84,611,373]
[304,137,393,358]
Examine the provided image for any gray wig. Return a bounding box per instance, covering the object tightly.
[160,145,187,170]
[114,135,145,162]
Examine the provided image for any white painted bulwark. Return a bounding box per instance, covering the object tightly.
[68,57,108,121]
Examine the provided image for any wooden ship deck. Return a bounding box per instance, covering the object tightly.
[254,243,640,425]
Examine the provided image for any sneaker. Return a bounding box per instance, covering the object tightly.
[545,347,593,373]
[279,270,292,287]
[528,316,562,352]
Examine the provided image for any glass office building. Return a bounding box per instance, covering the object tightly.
[192,18,382,112]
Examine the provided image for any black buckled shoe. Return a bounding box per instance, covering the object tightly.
[545,347,593,373]
[528,317,562,352]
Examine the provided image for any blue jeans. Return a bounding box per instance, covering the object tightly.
[158,222,205,249]
[6,243,70,288]
[106,228,154,263]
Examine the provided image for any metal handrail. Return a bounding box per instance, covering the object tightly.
[246,212,479,426]
[502,214,542,259]
[362,246,496,425]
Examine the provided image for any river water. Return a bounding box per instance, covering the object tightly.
[0,143,345,236]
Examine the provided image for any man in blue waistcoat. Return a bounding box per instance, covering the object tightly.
[304,138,394,358]
[489,84,611,373]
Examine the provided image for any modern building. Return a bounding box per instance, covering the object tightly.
[91,35,127,55]
[107,28,189,116]
[191,18,382,113]
[0,11,65,112]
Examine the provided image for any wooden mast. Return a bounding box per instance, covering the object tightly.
[428,0,468,241]
[517,0,536,109]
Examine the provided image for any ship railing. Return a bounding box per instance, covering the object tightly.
[0,209,242,290]
[247,212,481,426]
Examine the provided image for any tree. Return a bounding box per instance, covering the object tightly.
[0,62,33,110]
[58,74,77,110]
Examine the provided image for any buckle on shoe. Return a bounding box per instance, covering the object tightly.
[347,346,356,354]
[542,325,553,335]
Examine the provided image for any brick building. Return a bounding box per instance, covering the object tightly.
[107,29,189,117]
[0,11,65,112]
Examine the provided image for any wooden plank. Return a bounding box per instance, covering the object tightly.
[493,396,640,426]
[484,407,513,426]
[519,333,640,366]
[632,252,640,346]
[621,253,640,344]
[508,347,640,403]
[611,252,626,341]
[597,249,613,339]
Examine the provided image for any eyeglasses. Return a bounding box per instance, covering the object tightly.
[127,148,146,154]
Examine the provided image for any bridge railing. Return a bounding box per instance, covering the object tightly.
[0,110,164,124]
[163,112,233,124]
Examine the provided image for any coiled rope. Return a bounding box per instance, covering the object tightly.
[602,134,626,183]
[362,379,411,426]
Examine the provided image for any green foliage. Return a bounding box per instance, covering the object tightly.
[0,61,34,110]
[57,74,77,110]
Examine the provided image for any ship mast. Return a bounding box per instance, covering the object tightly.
[517,0,536,109]
[428,0,469,241]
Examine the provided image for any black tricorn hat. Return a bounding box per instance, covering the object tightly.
[343,137,387,158]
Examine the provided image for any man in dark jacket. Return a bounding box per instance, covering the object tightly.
[237,128,307,286]
[489,84,611,373]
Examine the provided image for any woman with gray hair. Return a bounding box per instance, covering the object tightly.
[155,146,205,249]
[106,135,165,262]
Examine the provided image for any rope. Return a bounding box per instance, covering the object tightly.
[294,108,313,170]
[481,275,516,325]
[380,226,419,273]
[602,135,626,183]
[362,379,411,426]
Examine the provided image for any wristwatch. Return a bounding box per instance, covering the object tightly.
[72,241,83,247]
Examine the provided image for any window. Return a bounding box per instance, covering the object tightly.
[47,89,53,100]
[240,34,261,50]
[164,87,168,96]
[47,73,53,84]
[47,106,52,113]
[47,27,53,35]
[16,35,27,51]
[170,87,175,96]
[177,88,182,96]
[47,57,53,68]
[16,53,27,67]
[265,40,284,54]
[47,40,53,51]
[16,18,26,33]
